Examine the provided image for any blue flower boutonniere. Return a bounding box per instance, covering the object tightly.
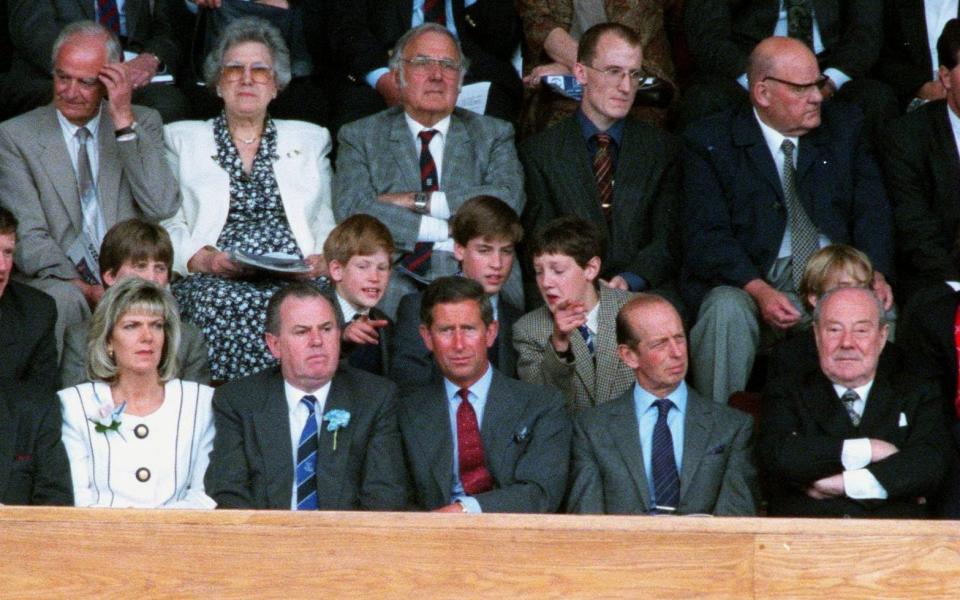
[89,401,127,439]
[323,409,351,451]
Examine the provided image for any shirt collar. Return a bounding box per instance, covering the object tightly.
[831,379,874,403]
[576,107,625,147]
[634,380,688,416]
[335,291,366,324]
[754,107,798,160]
[405,112,452,143]
[443,361,494,402]
[488,292,499,321]
[585,301,600,335]
[57,104,103,140]
[283,378,333,414]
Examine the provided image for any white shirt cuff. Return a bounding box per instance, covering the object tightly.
[417,215,450,243]
[841,438,871,471]
[843,468,888,499]
[824,68,851,90]
[365,67,390,89]
[737,73,749,90]
[458,496,482,513]
[429,191,450,219]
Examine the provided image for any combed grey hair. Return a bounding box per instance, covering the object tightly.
[51,20,122,68]
[203,16,292,91]
[388,23,469,88]
[86,278,181,383]
[813,286,888,328]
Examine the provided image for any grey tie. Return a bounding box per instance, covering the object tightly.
[780,139,819,288]
[841,388,861,427]
[75,127,107,280]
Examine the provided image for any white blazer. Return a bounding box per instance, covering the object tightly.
[162,119,336,275]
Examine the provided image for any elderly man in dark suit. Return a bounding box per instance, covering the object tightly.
[682,36,893,405]
[761,287,948,518]
[0,380,73,506]
[882,19,960,300]
[0,21,179,349]
[399,277,570,513]
[568,294,758,515]
[334,23,524,318]
[520,23,681,307]
[680,0,895,130]
[205,283,408,511]
[2,0,188,122]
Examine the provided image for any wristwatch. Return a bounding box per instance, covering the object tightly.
[115,121,138,142]
[413,191,429,214]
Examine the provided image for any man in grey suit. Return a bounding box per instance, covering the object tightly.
[0,21,179,348]
[568,294,759,515]
[205,283,408,510]
[399,277,571,513]
[333,23,524,318]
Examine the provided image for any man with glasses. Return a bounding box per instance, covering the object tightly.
[519,23,682,310]
[681,36,893,405]
[334,23,524,318]
[0,20,178,349]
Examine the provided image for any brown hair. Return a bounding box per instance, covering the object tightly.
[451,195,523,246]
[577,23,642,66]
[98,219,174,278]
[322,214,395,266]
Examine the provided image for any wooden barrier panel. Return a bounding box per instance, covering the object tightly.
[1,508,959,598]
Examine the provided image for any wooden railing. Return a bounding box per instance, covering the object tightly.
[1,508,959,598]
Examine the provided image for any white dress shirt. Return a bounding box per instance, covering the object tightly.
[284,379,333,509]
[832,380,890,500]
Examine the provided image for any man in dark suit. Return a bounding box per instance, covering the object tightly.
[333,23,524,317]
[568,294,758,515]
[0,380,73,506]
[520,23,681,309]
[327,0,521,128]
[761,287,948,518]
[399,277,570,513]
[0,208,59,394]
[391,195,522,388]
[881,19,960,299]
[2,0,189,122]
[205,283,408,510]
[682,36,893,404]
[680,0,895,130]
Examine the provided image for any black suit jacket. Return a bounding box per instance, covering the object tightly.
[519,116,681,291]
[876,0,958,107]
[328,0,520,88]
[684,0,882,80]
[325,289,394,377]
[680,102,893,311]
[0,281,59,394]
[881,101,960,292]
[760,368,949,518]
[0,380,73,506]
[389,289,519,388]
[398,370,571,512]
[205,365,409,510]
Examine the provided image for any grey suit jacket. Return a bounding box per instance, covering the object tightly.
[0,103,179,281]
[60,319,211,388]
[205,365,408,510]
[333,106,524,278]
[514,286,635,410]
[398,369,571,512]
[568,384,758,515]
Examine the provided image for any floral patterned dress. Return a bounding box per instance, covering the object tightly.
[172,114,326,381]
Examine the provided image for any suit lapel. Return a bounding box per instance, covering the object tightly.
[594,287,621,403]
[608,391,652,511]
[733,108,783,201]
[559,119,604,224]
[313,374,356,509]
[480,371,526,484]
[679,391,713,502]
[251,373,294,508]
[805,373,857,438]
[497,298,520,376]
[97,109,122,227]
[408,380,455,503]
[611,122,646,226]
[796,125,830,217]
[858,372,899,433]
[388,112,422,192]
[38,107,84,233]
[442,113,471,190]
[932,104,960,219]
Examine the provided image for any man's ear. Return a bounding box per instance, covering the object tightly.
[419,324,434,353]
[102,269,117,287]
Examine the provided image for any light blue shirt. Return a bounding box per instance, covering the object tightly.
[634,380,688,506]
[443,363,492,513]
[364,0,477,88]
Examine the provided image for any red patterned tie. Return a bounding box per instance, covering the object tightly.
[399,129,439,276]
[593,133,614,222]
[457,388,493,495]
[97,0,121,34]
[423,0,446,25]
[953,303,960,419]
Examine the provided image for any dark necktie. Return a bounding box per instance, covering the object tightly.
[953,303,960,419]
[295,395,319,510]
[457,388,493,495]
[347,314,383,375]
[841,389,862,427]
[578,324,595,355]
[651,398,680,512]
[423,0,446,25]
[74,127,106,284]
[786,0,814,50]
[399,129,439,277]
[780,140,819,288]
[97,0,121,34]
[592,133,614,222]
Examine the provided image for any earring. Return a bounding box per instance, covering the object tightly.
[216,87,222,97]
[108,348,114,360]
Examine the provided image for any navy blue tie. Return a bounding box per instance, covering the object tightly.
[295,395,319,510]
[651,398,680,512]
[577,324,595,355]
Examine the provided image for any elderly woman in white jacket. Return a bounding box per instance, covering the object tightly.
[162,17,335,380]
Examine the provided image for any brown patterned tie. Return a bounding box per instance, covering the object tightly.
[593,133,614,222]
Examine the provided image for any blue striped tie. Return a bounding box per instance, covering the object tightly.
[651,398,680,513]
[296,395,319,510]
[577,324,595,355]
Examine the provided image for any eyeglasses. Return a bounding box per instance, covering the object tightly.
[582,64,647,86]
[402,56,462,78]
[762,74,829,95]
[221,63,274,84]
[53,70,100,89]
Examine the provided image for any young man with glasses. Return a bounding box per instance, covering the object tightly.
[520,23,683,312]
[681,36,893,405]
